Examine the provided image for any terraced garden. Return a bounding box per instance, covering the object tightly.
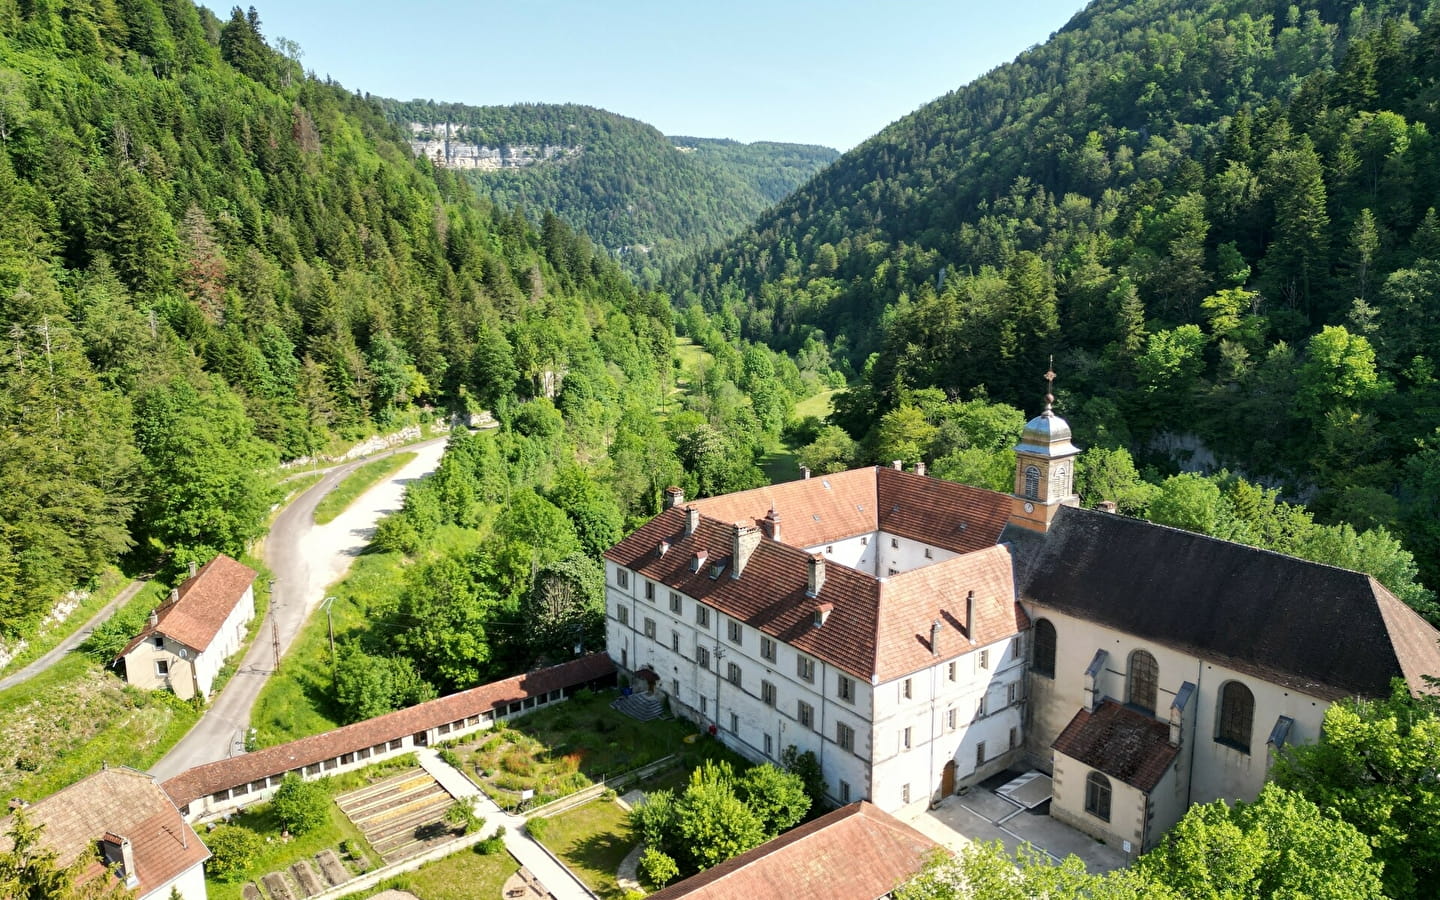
[335,769,459,864]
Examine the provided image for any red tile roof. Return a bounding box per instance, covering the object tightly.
[875,465,1012,554]
[162,653,614,808]
[0,767,208,897]
[645,801,939,900]
[607,469,1024,681]
[1051,700,1179,792]
[116,555,257,659]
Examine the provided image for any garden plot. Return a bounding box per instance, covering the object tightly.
[334,769,457,864]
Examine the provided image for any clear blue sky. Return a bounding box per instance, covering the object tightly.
[254,1,1088,151]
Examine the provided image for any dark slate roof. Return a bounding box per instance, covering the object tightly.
[1052,700,1178,792]
[1009,506,1440,700]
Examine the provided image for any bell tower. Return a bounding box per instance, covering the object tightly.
[1010,364,1081,532]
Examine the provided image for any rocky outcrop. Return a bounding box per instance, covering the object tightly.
[406,123,578,170]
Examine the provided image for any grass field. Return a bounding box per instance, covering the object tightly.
[250,525,484,747]
[0,566,132,678]
[794,388,840,421]
[312,452,417,525]
[359,846,516,900]
[537,798,635,899]
[206,786,378,900]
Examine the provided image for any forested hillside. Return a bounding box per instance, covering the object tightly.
[678,0,1440,597]
[379,100,837,283]
[0,3,690,635]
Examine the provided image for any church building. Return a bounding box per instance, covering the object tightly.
[602,381,1440,850]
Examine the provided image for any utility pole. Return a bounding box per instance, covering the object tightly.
[270,579,281,674]
[322,596,337,668]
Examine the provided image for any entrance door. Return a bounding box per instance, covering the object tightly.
[941,760,957,797]
[413,731,429,748]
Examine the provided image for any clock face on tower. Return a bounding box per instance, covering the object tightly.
[1023,502,1035,513]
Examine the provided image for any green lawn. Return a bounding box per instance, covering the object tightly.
[250,525,483,747]
[0,566,132,678]
[536,798,635,899]
[794,388,840,421]
[206,790,377,900]
[313,452,417,525]
[359,846,516,900]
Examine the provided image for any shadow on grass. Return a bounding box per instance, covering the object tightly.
[565,830,637,890]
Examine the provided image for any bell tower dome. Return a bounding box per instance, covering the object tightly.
[1010,363,1081,532]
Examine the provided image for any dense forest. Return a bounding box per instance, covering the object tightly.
[676,0,1440,604]
[379,100,837,283]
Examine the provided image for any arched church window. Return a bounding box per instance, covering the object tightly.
[1216,681,1254,752]
[1024,465,1040,499]
[1033,619,1056,678]
[1084,771,1111,821]
[1127,649,1158,714]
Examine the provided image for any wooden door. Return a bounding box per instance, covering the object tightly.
[941,760,956,797]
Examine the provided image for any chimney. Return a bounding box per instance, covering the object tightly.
[965,590,976,643]
[188,560,198,578]
[806,554,825,597]
[168,588,179,604]
[148,608,159,627]
[799,466,811,480]
[930,620,943,657]
[915,461,927,477]
[684,504,700,536]
[101,835,139,889]
[665,486,685,509]
[690,548,708,573]
[813,602,834,627]
[657,540,670,557]
[1096,500,1118,514]
[891,459,903,470]
[762,506,782,541]
[731,522,761,577]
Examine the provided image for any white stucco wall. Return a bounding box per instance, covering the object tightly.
[805,531,959,577]
[142,861,208,900]
[193,584,255,698]
[1027,606,1330,807]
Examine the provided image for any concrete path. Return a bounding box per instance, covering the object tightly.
[414,748,597,900]
[150,438,450,780]
[0,577,150,693]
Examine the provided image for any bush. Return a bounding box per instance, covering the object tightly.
[438,748,462,769]
[205,825,264,882]
[640,847,679,887]
[444,799,484,835]
[271,773,331,835]
[525,816,550,841]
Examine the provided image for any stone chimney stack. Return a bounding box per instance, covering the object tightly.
[168,588,179,604]
[684,504,700,536]
[731,522,761,577]
[891,459,903,470]
[799,466,811,480]
[965,590,976,642]
[148,609,159,627]
[762,506,782,542]
[665,486,685,509]
[930,620,942,657]
[806,554,826,597]
[188,560,198,578]
[1096,500,1118,513]
[916,462,927,477]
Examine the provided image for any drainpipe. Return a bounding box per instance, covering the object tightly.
[1187,657,1202,811]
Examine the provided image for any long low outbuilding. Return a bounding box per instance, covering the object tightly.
[162,653,615,820]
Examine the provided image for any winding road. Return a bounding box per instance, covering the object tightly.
[149,436,450,780]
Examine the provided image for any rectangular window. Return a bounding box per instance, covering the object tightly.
[617,605,629,626]
[671,631,680,652]
[727,619,743,645]
[644,618,656,639]
[840,781,851,803]
[976,741,987,768]
[924,547,933,559]
[669,591,682,613]
[729,712,739,733]
[947,661,957,682]
[764,733,773,756]
[837,675,855,703]
[887,568,899,576]
[977,693,988,717]
[617,569,629,589]
[700,695,707,714]
[826,545,833,554]
[903,677,912,699]
[797,655,815,683]
[1007,682,1020,706]
[980,648,990,669]
[1009,726,1019,750]
[902,783,911,804]
[696,605,711,628]
[836,721,855,752]
[761,636,776,662]
[152,636,163,648]
[696,645,710,669]
[155,660,169,677]
[902,726,912,749]
[798,701,814,730]
[762,680,777,706]
[645,581,656,601]
[946,708,957,731]
[891,537,899,548]
[673,678,680,696]
[727,662,742,686]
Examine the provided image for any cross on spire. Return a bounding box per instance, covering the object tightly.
[1044,356,1056,412]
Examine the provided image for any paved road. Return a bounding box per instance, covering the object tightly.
[150,436,450,780]
[0,578,151,693]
